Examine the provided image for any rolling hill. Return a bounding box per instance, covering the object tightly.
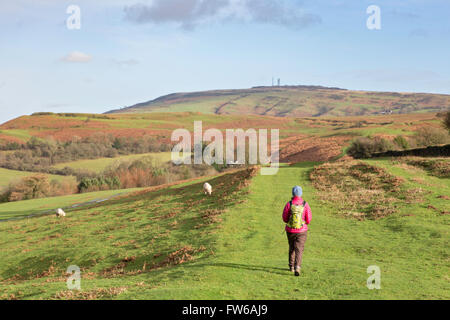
[0,112,445,166]
[106,86,450,117]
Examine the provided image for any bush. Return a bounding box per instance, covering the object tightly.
[347,137,393,158]
[4,175,51,202]
[1,175,78,202]
[31,112,55,116]
[413,126,450,147]
[78,176,121,193]
[0,142,21,151]
[50,179,78,197]
[393,135,409,150]
[444,111,450,133]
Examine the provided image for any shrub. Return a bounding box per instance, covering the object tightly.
[31,112,54,116]
[78,176,121,193]
[444,111,450,133]
[5,175,51,202]
[1,175,78,202]
[413,126,450,147]
[50,179,78,197]
[347,137,393,158]
[0,142,21,151]
[393,135,409,150]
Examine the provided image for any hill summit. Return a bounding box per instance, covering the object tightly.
[106,85,450,117]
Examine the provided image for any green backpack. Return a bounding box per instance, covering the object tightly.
[287,200,306,229]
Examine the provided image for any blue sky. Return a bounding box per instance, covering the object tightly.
[0,0,449,123]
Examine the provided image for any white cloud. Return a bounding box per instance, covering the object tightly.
[124,0,321,30]
[61,51,93,63]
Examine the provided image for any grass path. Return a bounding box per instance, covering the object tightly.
[119,162,448,299]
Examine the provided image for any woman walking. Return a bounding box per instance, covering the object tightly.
[282,186,312,276]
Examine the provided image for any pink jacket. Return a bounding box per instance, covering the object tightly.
[282,196,311,233]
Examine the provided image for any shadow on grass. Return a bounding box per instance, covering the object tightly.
[190,262,289,276]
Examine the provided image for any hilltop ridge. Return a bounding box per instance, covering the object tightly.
[106,85,450,117]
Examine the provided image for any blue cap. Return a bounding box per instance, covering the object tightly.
[292,186,302,197]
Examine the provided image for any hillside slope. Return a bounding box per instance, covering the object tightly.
[1,160,448,299]
[106,86,450,117]
[0,112,445,174]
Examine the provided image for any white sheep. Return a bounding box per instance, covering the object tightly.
[203,182,212,196]
[55,208,66,217]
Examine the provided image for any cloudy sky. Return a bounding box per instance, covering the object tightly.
[0,0,449,123]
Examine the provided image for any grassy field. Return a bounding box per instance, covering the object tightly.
[0,110,443,144]
[52,152,174,174]
[0,111,445,167]
[0,188,141,221]
[0,168,76,191]
[0,129,33,141]
[0,158,448,300]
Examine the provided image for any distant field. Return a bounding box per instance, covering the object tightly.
[0,129,33,142]
[0,187,141,220]
[0,168,76,191]
[1,111,445,166]
[0,112,442,143]
[52,152,174,173]
[0,111,442,144]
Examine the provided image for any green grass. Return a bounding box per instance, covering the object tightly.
[52,152,174,173]
[0,129,33,142]
[0,188,140,220]
[0,160,448,299]
[0,168,75,191]
[355,125,414,136]
[364,158,450,210]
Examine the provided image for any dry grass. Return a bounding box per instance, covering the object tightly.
[310,161,423,220]
[393,157,450,178]
[51,287,128,300]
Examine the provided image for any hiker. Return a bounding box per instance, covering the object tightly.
[282,186,312,276]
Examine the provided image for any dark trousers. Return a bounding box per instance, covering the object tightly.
[287,231,307,270]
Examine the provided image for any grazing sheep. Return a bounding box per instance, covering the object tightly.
[203,183,212,196]
[55,208,66,217]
